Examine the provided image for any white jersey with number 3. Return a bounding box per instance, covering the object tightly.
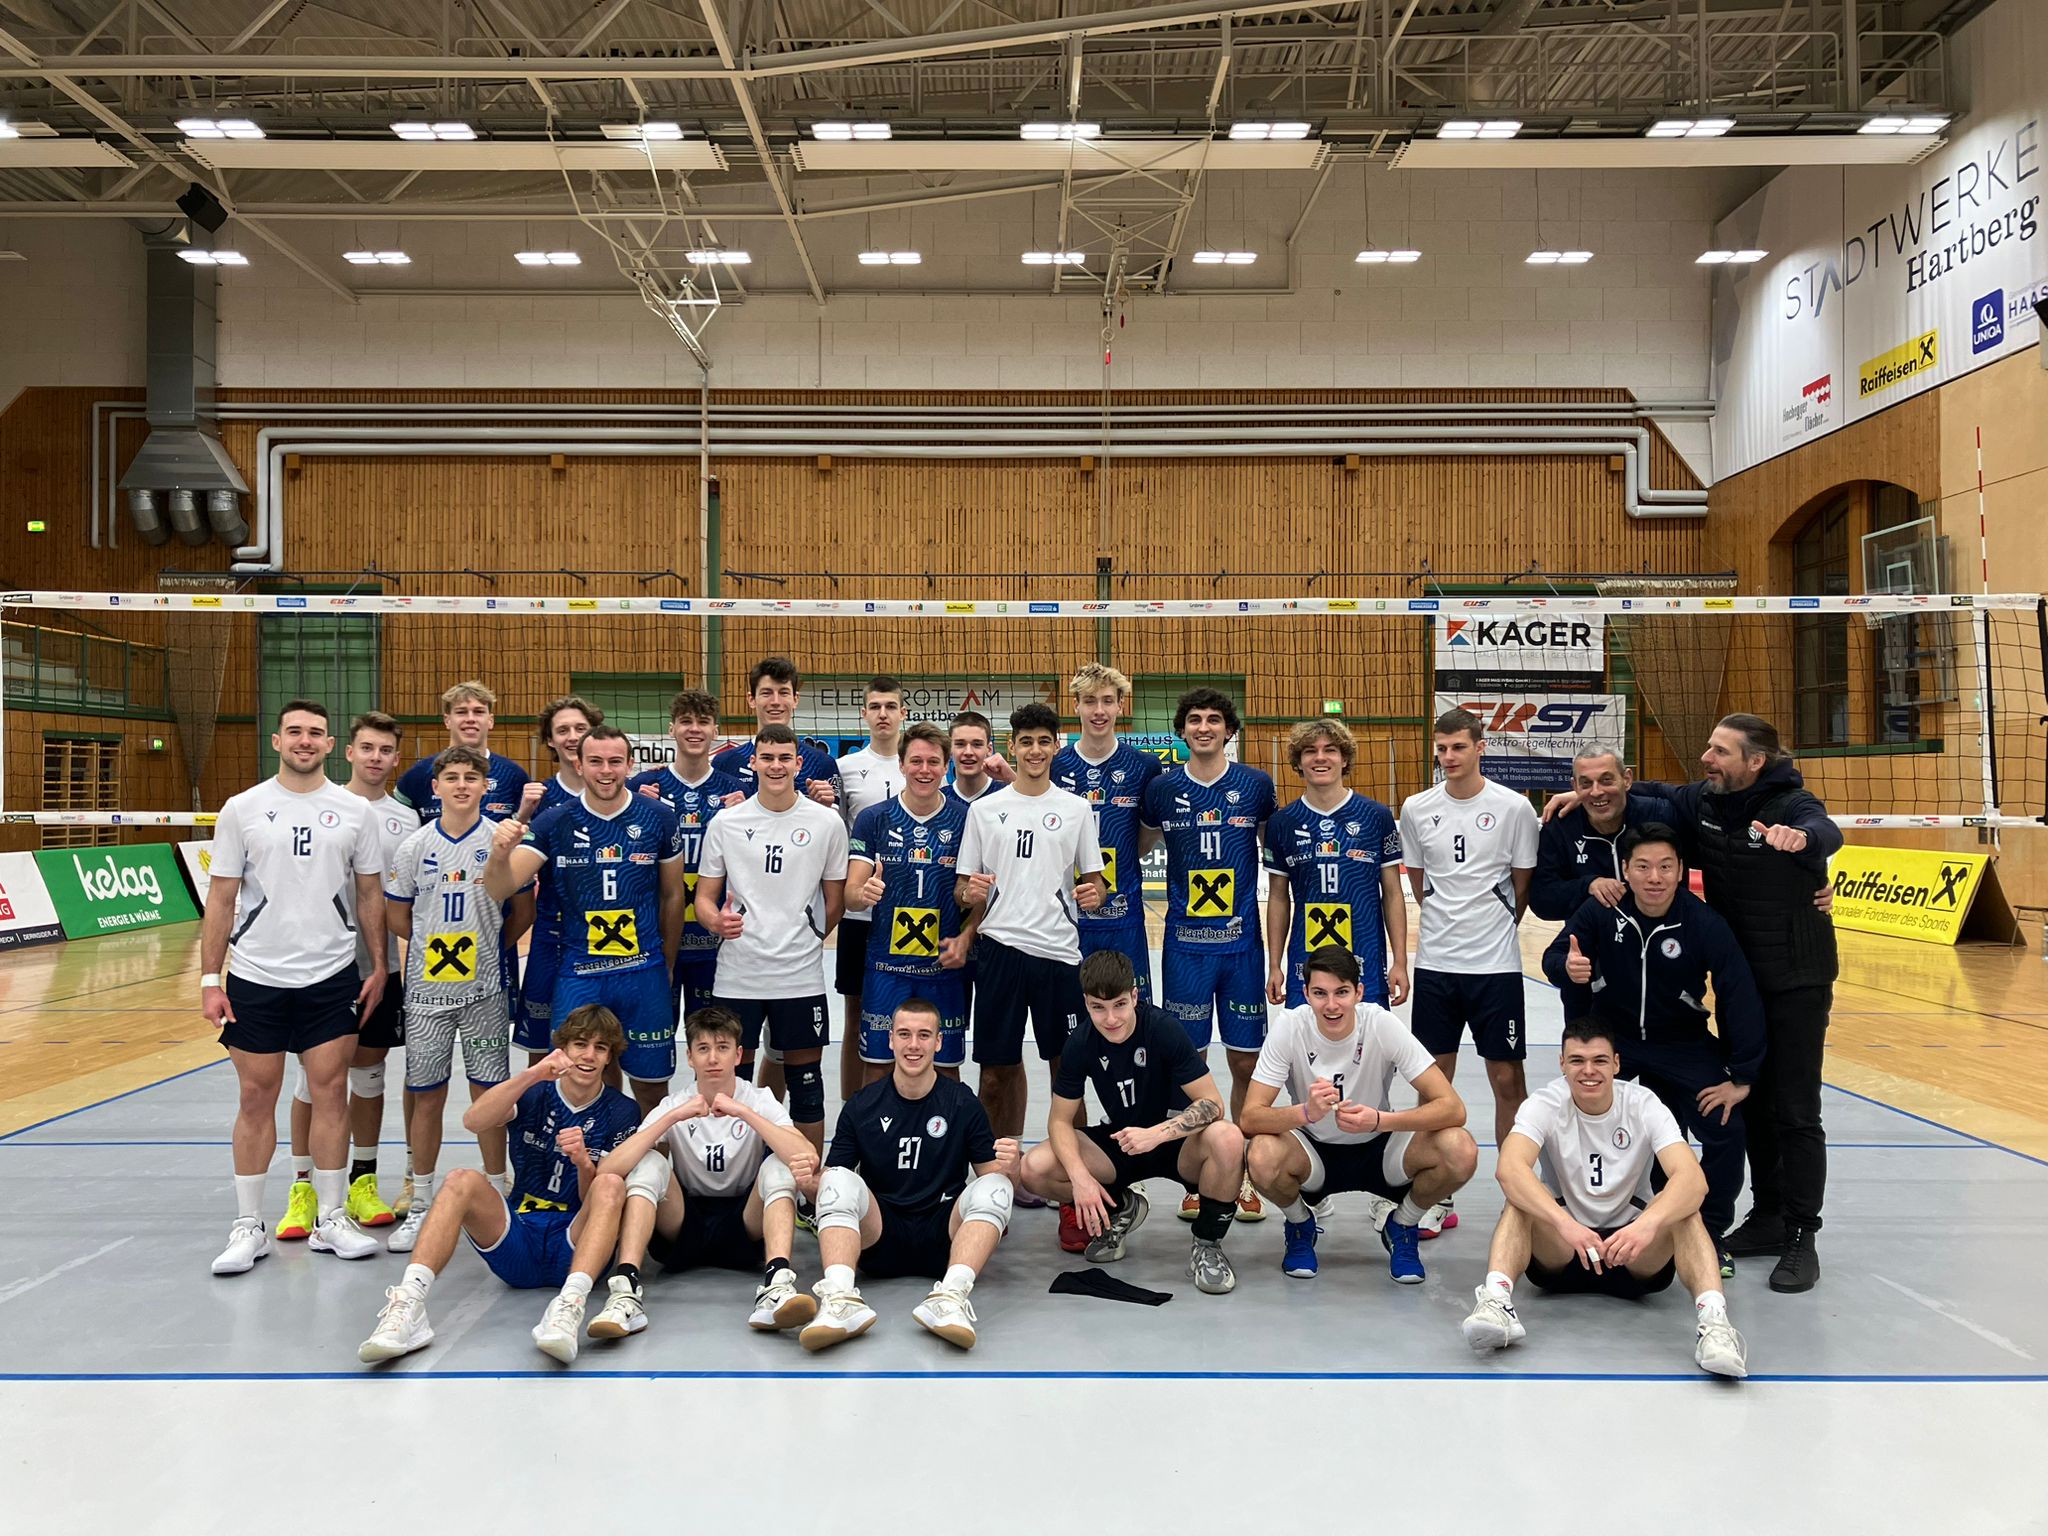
[1252,1003,1438,1145]
[644,1079,793,1197]
[1398,777,1538,973]
[957,786,1103,965]
[700,795,849,998]
[1512,1076,1684,1230]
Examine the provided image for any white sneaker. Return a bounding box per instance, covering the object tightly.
[799,1286,877,1352]
[309,1209,378,1260]
[587,1276,646,1340]
[211,1217,270,1276]
[1695,1317,1749,1379]
[358,1286,433,1362]
[1419,1202,1453,1237]
[749,1268,818,1332]
[912,1286,978,1350]
[1461,1286,1526,1352]
[1360,1193,1394,1232]
[386,1204,427,1254]
[533,1290,587,1363]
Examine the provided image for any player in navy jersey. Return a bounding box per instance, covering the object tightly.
[393,679,529,822]
[1052,663,1165,1002]
[516,695,604,1066]
[631,688,747,1029]
[357,1005,638,1366]
[944,709,1010,810]
[797,999,1020,1353]
[1263,717,1407,1011]
[712,656,842,806]
[846,723,975,1087]
[486,725,688,1113]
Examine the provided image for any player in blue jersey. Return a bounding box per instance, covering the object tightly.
[356,1004,638,1366]
[1263,717,1408,1012]
[1052,663,1165,1002]
[515,695,603,1066]
[393,679,529,822]
[712,656,842,807]
[944,709,1010,810]
[631,687,747,1028]
[485,725,689,1114]
[846,723,976,1088]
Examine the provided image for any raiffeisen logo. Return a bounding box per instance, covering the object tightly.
[73,851,162,907]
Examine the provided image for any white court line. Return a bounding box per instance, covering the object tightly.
[1874,1274,2036,1361]
[0,1238,134,1306]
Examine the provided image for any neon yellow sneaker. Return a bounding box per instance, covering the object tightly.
[347,1172,396,1228]
[278,1179,317,1241]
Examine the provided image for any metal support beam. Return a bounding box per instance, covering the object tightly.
[238,217,359,304]
[226,0,297,53]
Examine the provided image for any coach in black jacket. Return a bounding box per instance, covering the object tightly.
[1543,823,1766,1247]
[1528,746,1676,921]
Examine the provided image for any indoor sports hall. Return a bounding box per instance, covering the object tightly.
[2,3,2045,1531]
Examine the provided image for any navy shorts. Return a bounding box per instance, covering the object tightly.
[1527,1221,1676,1299]
[860,1204,955,1281]
[834,920,871,994]
[553,964,676,1082]
[1290,1127,1413,1203]
[220,965,360,1056]
[1083,1123,1195,1192]
[357,976,406,1051]
[671,953,720,1028]
[648,1192,761,1273]
[1078,924,1153,1003]
[860,966,967,1065]
[1161,938,1267,1052]
[470,1205,577,1290]
[515,936,561,1054]
[971,936,1083,1066]
[1408,968,1526,1062]
[722,994,831,1055]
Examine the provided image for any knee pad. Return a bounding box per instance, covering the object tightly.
[347,1061,386,1100]
[291,1066,313,1107]
[756,1154,798,1209]
[763,1044,783,1064]
[625,1148,671,1206]
[814,1165,870,1234]
[788,1061,825,1124]
[956,1172,1013,1236]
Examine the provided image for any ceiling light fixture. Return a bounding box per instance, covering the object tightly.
[515,250,581,266]
[1438,120,1520,140]
[1021,122,1099,141]
[1647,118,1734,138]
[1526,249,1593,265]
[392,121,475,141]
[1192,250,1257,265]
[344,250,411,265]
[1696,249,1767,264]
[1355,249,1421,264]
[177,249,247,266]
[812,122,892,140]
[177,117,264,140]
[1021,251,1085,266]
[858,250,922,265]
[1228,122,1310,140]
[1859,114,1950,135]
[686,249,751,264]
[601,121,683,140]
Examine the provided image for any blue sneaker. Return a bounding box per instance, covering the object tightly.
[1381,1217,1425,1285]
[1281,1218,1320,1278]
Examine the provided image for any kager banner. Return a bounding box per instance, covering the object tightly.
[35,844,201,939]
[1709,0,2047,479]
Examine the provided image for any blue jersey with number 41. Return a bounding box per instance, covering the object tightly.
[1140,762,1276,950]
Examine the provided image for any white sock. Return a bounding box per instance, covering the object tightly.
[290,1155,313,1181]
[1394,1195,1428,1227]
[561,1271,594,1301]
[821,1264,856,1294]
[1486,1270,1515,1297]
[942,1263,976,1296]
[352,1141,378,1162]
[234,1173,267,1221]
[312,1168,346,1220]
[401,1263,435,1299]
[413,1169,437,1208]
[494,1169,513,1196]
[1696,1290,1729,1322]
[1279,1198,1312,1224]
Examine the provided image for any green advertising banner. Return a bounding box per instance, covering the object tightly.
[34,844,201,939]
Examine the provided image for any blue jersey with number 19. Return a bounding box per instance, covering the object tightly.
[523,793,684,978]
[1052,742,1163,931]
[1140,762,1277,951]
[1263,792,1401,998]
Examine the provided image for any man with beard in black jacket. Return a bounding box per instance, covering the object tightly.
[1543,714,1839,1294]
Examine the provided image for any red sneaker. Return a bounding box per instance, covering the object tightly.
[1057,1203,1088,1253]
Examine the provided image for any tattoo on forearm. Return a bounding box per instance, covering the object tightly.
[1169,1098,1221,1134]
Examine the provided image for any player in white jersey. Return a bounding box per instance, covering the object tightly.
[1241,947,1477,1285]
[279,710,416,1241]
[835,676,908,1108]
[202,700,391,1276]
[696,723,850,1153]
[382,747,531,1253]
[957,702,1106,1144]
[1398,706,1539,1198]
[1461,1018,1748,1378]
[590,1006,822,1340]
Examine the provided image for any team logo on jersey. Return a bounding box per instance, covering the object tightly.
[318,810,340,828]
[1134,1048,1147,1067]
[627,824,643,840]
[1747,823,1765,845]
[1476,812,1497,831]
[1660,937,1682,958]
[386,816,410,836]
[596,844,623,863]
[880,1116,892,1131]
[1346,821,1361,836]
[1112,771,1126,784]
[938,829,953,843]
[1227,791,1241,805]
[1042,811,1062,830]
[926,1115,949,1138]
[1318,819,1334,834]
[1612,1127,1631,1149]
[1196,809,1221,826]
[791,828,812,846]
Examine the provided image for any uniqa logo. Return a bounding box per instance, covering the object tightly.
[72,852,162,906]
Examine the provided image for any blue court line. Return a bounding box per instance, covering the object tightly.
[1824,1081,2048,1170]
[0,1059,227,1143]
[2,1367,2043,1385]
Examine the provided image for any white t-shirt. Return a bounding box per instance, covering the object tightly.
[957,785,1104,965]
[836,745,906,828]
[1397,777,1538,974]
[700,795,849,998]
[352,792,418,975]
[210,777,387,988]
[1253,1003,1438,1145]
[1512,1076,1685,1230]
[643,1078,793,1198]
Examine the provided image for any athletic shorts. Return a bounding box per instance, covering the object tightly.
[403,993,512,1091]
[648,1192,761,1273]
[358,976,406,1051]
[1083,1123,1196,1192]
[834,919,871,994]
[1527,1221,1676,1299]
[1079,924,1153,1003]
[1290,1127,1413,1203]
[515,936,562,1053]
[860,1204,955,1282]
[470,1204,577,1290]
[860,967,967,1066]
[553,964,676,1083]
[1283,951,1388,1011]
[672,952,720,1028]
[1408,968,1526,1062]
[722,994,831,1055]
[971,936,1083,1066]
[1161,938,1268,1052]
[220,965,360,1057]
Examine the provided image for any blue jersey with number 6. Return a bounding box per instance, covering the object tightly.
[523,793,683,979]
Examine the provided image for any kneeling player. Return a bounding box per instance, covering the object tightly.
[1241,946,1477,1284]
[1460,1018,1748,1379]
[356,1006,640,1367]
[800,1000,1020,1353]
[1019,949,1248,1294]
[591,1006,820,1339]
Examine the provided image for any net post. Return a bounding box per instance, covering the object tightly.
[1094,555,1112,665]
[1976,604,1998,833]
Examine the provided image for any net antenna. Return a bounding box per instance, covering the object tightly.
[1595,576,1738,782]
[159,571,238,813]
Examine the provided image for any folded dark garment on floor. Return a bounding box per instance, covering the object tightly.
[1049,1269,1171,1306]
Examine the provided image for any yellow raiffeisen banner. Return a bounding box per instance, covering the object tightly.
[1856,328,1939,401]
[1828,845,1991,945]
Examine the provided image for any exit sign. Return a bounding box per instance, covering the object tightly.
[1322,699,1344,714]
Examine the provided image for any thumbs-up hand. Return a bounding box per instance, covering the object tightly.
[858,859,887,908]
[517,780,546,823]
[1752,818,1809,853]
[1565,933,1592,984]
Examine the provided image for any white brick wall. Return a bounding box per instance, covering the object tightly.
[0,220,145,406]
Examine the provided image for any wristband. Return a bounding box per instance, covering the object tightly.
[201,973,223,989]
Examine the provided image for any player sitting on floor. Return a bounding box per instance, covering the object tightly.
[590,1005,821,1341]
[1460,1017,1748,1380]
[356,1005,639,1367]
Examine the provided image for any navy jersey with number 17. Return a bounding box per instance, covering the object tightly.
[1140,762,1277,950]
[627,763,746,961]
[523,793,684,978]
[1052,742,1163,931]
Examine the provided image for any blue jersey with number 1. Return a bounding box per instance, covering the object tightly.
[523,794,683,978]
[850,796,969,980]
[1140,762,1277,951]
[1052,742,1163,932]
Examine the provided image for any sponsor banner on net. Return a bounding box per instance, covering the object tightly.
[1827,845,1990,945]
[1434,614,1606,691]
[1432,693,1627,793]
[0,851,66,949]
[33,844,201,939]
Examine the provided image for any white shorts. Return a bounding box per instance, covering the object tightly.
[404,993,511,1090]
